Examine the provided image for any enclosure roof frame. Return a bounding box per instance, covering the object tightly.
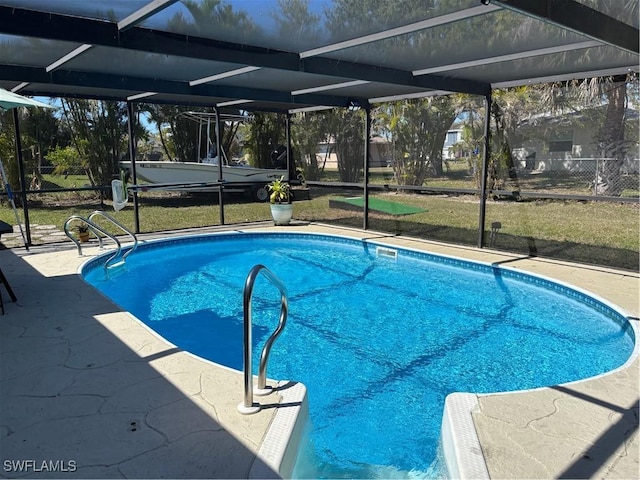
[0,0,635,111]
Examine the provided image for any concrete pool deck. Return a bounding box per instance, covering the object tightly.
[1,222,638,479]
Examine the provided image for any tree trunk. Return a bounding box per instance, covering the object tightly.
[335,135,363,182]
[594,78,627,196]
[332,111,364,183]
[430,128,448,177]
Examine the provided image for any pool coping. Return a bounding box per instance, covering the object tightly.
[1,222,638,479]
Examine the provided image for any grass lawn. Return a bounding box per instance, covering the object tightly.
[321,191,639,249]
[1,173,637,270]
[322,162,640,197]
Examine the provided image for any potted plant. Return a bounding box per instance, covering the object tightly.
[75,223,90,242]
[267,176,293,225]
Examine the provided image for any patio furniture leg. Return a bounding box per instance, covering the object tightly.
[0,267,17,302]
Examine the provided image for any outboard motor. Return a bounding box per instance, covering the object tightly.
[270,145,287,169]
[271,144,301,185]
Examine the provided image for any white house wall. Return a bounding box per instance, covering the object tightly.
[513,126,639,174]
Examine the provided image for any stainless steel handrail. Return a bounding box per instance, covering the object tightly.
[238,264,289,415]
[63,215,122,269]
[88,210,138,261]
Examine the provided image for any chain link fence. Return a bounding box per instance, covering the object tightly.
[503,155,640,199]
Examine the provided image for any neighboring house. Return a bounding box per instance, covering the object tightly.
[310,110,639,177]
[443,129,463,159]
[316,136,391,169]
[314,130,470,168]
[511,107,639,174]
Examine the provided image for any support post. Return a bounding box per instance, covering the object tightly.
[12,109,30,248]
[363,107,371,230]
[477,92,492,248]
[126,101,140,233]
[215,108,225,225]
[285,113,292,181]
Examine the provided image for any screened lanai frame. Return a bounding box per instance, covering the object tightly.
[0,0,638,248]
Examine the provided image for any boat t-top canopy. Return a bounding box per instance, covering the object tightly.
[179,111,249,126]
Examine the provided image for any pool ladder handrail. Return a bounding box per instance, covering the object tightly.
[88,210,138,263]
[64,215,121,268]
[63,212,137,269]
[238,264,289,415]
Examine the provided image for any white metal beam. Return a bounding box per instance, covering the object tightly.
[118,0,180,31]
[288,105,334,114]
[190,66,262,86]
[495,0,638,54]
[492,65,637,88]
[217,99,253,107]
[11,82,29,93]
[369,90,451,103]
[299,4,500,58]
[46,44,93,72]
[127,92,157,101]
[413,40,602,76]
[291,80,369,96]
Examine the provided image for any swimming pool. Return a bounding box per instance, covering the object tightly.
[82,232,635,478]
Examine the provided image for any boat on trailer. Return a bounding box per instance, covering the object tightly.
[119,158,289,200]
[119,111,293,201]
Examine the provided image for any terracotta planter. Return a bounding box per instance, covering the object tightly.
[78,231,90,242]
[270,203,293,225]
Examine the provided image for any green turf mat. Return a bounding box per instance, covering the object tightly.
[329,196,426,216]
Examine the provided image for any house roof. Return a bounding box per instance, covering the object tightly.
[0,0,637,113]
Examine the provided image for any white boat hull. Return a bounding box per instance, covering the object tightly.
[119,161,288,193]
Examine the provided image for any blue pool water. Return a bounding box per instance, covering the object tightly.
[82,233,634,478]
